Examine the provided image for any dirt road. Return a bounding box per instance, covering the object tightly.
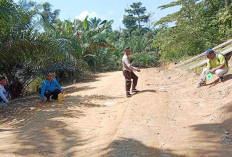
[1,67,232,157]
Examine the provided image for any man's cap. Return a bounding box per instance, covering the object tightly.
[124,47,131,51]
[204,49,215,56]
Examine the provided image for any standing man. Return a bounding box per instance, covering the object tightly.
[122,47,141,97]
[198,49,229,87]
[0,76,10,106]
[41,73,62,102]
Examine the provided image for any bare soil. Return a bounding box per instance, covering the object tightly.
[0,67,232,157]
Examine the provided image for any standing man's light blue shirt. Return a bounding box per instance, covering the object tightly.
[0,84,8,103]
[40,78,62,99]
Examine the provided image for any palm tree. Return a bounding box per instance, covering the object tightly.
[89,17,102,29]
[0,0,61,98]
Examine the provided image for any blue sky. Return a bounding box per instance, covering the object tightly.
[16,0,180,29]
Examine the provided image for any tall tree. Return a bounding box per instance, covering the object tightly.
[122,2,149,29]
[40,2,60,30]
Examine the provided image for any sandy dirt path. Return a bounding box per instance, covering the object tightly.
[0,67,232,157]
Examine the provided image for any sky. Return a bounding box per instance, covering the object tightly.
[16,0,180,30]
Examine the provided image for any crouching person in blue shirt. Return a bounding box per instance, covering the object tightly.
[0,77,10,106]
[41,73,63,102]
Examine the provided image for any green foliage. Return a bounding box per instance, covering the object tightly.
[130,52,159,67]
[123,2,150,29]
[0,0,84,98]
[153,0,232,61]
[89,17,102,29]
[28,77,43,93]
[0,0,159,98]
[83,16,88,30]
[0,0,62,98]
[40,2,60,28]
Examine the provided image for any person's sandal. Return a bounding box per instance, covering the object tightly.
[198,81,206,88]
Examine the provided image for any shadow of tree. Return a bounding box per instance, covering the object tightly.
[0,93,120,124]
[190,122,232,156]
[0,91,120,156]
[64,86,96,95]
[0,95,91,156]
[220,101,232,135]
[103,138,182,157]
[189,101,232,156]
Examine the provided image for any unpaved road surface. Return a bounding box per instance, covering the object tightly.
[1,67,232,157]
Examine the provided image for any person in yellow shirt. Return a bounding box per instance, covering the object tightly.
[199,49,229,87]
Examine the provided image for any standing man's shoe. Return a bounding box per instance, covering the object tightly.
[126,92,132,98]
[132,88,139,93]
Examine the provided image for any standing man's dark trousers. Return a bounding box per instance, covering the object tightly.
[123,70,138,93]
[44,89,61,100]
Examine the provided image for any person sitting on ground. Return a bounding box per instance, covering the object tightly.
[122,47,141,98]
[198,49,229,87]
[41,73,63,102]
[0,76,10,106]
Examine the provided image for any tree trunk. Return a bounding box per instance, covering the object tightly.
[138,20,141,29]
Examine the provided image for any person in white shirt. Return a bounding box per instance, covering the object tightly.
[0,77,10,106]
[122,47,141,97]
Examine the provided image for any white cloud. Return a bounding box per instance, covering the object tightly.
[76,11,101,21]
[107,10,116,16]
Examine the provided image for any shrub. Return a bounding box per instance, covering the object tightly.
[130,52,159,68]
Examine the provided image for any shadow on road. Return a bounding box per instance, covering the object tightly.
[0,86,120,156]
[139,89,156,93]
[133,89,156,96]
[189,102,232,156]
[223,74,232,82]
[64,85,96,95]
[103,138,182,157]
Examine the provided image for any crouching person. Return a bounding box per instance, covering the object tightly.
[41,73,63,102]
[198,49,229,87]
[0,77,10,106]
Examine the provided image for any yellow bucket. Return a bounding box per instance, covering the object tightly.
[58,92,65,102]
